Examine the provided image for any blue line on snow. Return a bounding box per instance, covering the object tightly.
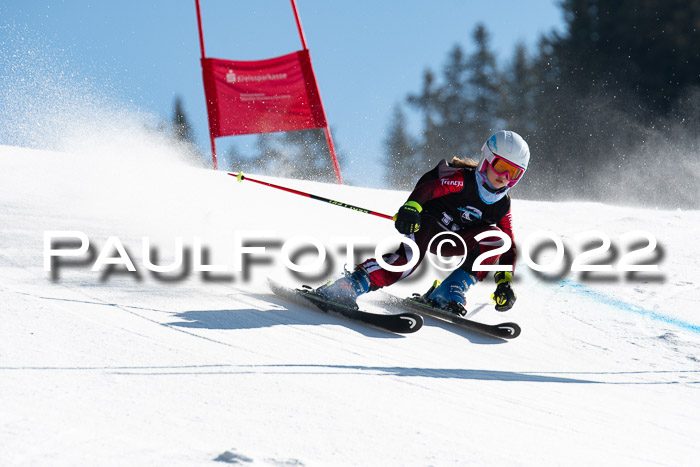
[559,280,700,335]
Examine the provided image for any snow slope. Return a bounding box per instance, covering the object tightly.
[1,144,699,466]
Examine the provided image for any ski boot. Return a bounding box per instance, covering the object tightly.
[425,268,477,317]
[315,267,371,308]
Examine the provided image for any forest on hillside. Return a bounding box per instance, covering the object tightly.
[221,0,700,208]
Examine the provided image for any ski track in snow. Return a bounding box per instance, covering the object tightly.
[1,145,700,466]
[560,279,700,334]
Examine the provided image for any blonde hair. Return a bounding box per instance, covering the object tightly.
[450,156,478,169]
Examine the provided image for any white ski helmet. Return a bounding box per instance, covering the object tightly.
[478,130,530,187]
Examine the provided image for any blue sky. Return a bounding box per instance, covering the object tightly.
[2,1,564,186]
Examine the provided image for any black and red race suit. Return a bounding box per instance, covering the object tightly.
[360,160,516,289]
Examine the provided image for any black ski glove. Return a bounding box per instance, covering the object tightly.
[394,201,422,235]
[492,271,517,311]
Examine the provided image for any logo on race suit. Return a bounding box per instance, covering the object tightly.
[441,212,454,227]
[440,179,464,188]
[458,206,483,222]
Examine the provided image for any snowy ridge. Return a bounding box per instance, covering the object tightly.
[1,145,699,466]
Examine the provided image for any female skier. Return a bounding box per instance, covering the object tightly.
[317,130,530,316]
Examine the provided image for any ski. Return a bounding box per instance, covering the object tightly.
[400,294,521,339]
[268,279,423,334]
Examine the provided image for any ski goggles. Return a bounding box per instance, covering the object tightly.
[489,155,526,182]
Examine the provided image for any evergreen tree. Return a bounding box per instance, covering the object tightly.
[464,24,502,150]
[382,2,700,206]
[524,0,700,205]
[225,142,260,174]
[553,0,700,116]
[246,128,342,183]
[172,96,194,144]
[501,43,537,136]
[407,68,443,165]
[281,128,339,183]
[165,95,207,165]
[383,104,420,189]
[402,24,505,171]
[434,44,472,158]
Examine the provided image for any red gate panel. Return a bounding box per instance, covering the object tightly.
[201,50,327,137]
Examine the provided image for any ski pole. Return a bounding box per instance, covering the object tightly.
[228,172,395,221]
